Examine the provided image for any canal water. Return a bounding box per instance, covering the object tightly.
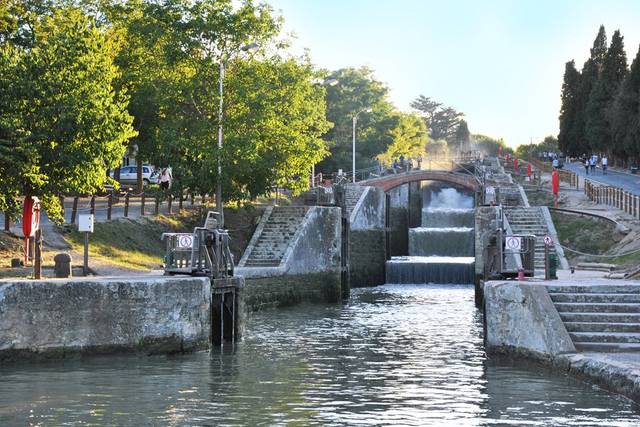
[1,284,639,425]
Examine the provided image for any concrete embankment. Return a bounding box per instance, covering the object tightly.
[237,206,342,310]
[484,280,640,403]
[0,276,211,362]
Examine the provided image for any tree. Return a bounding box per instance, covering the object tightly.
[610,45,640,164]
[318,66,397,173]
[376,113,428,166]
[411,95,464,142]
[453,119,471,152]
[0,7,135,221]
[472,134,507,157]
[558,60,581,155]
[586,29,627,155]
[516,136,558,159]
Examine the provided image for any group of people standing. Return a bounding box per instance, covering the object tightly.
[582,154,608,175]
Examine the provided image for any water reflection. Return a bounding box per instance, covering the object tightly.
[0,285,638,425]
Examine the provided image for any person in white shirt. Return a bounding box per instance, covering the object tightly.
[160,168,172,190]
[602,156,608,175]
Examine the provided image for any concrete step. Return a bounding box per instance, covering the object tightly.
[547,285,640,294]
[560,312,640,323]
[564,322,640,333]
[554,302,640,313]
[245,260,281,267]
[570,332,640,343]
[550,293,640,304]
[574,342,640,352]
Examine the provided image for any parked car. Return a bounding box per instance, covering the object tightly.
[109,165,158,186]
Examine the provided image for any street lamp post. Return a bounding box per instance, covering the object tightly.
[352,108,372,183]
[216,42,258,227]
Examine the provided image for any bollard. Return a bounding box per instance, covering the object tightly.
[53,253,72,278]
[107,193,113,220]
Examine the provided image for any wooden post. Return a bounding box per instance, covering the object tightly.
[190,193,195,205]
[154,197,160,215]
[141,193,145,216]
[4,213,9,232]
[179,193,183,211]
[124,193,130,217]
[167,194,173,215]
[90,195,96,215]
[107,193,113,221]
[71,196,79,224]
[59,195,65,222]
[34,228,42,280]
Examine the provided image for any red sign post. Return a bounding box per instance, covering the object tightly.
[527,163,532,180]
[513,158,519,173]
[22,196,41,273]
[551,170,560,208]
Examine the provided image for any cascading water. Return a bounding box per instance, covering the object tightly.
[386,187,475,284]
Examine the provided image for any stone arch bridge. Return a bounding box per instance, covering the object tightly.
[359,169,480,192]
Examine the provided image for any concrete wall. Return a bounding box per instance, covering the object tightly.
[388,185,409,256]
[348,186,386,287]
[408,181,423,228]
[474,206,499,277]
[0,276,211,362]
[484,281,575,357]
[237,206,342,310]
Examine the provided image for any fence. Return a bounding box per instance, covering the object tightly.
[3,190,207,232]
[528,158,579,189]
[584,179,640,219]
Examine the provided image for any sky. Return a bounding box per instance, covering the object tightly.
[265,0,640,148]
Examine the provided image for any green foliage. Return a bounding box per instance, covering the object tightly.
[318,67,397,173]
[516,136,558,159]
[0,6,135,221]
[377,113,428,165]
[411,95,464,143]
[452,119,471,152]
[610,45,640,162]
[472,134,509,156]
[586,29,627,153]
[558,60,581,155]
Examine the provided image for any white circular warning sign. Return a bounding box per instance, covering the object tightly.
[505,236,522,252]
[177,235,193,249]
[544,235,553,246]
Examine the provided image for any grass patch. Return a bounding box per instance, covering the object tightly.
[551,211,621,261]
[64,212,202,271]
[525,189,555,207]
[0,232,24,268]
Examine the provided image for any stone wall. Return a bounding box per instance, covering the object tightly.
[348,186,386,287]
[388,185,409,256]
[475,206,500,278]
[0,276,211,362]
[237,206,342,310]
[484,281,575,357]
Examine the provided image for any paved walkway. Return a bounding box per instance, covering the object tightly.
[564,162,640,195]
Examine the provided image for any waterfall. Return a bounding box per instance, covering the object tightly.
[386,186,475,285]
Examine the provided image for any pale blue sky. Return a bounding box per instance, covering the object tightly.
[266,0,640,147]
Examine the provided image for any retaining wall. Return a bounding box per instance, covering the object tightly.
[237,206,342,310]
[0,276,211,362]
[349,186,386,287]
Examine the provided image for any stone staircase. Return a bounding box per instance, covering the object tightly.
[547,283,640,352]
[505,207,556,271]
[243,206,310,267]
[497,185,524,207]
[344,185,366,218]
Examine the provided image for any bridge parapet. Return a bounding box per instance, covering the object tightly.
[359,169,480,192]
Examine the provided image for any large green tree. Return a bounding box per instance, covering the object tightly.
[610,45,640,163]
[558,60,581,155]
[411,95,464,142]
[376,113,428,166]
[318,67,397,174]
[0,6,135,220]
[586,29,627,155]
[452,119,471,152]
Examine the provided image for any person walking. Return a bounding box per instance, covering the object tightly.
[584,158,589,175]
[590,155,596,174]
[160,167,172,191]
[602,156,608,175]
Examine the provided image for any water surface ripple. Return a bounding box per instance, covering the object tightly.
[1,284,639,426]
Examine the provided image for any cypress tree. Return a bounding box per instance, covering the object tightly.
[558,60,581,155]
[574,27,607,156]
[586,29,627,155]
[610,45,640,163]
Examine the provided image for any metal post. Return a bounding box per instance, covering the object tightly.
[216,61,225,227]
[544,244,550,280]
[352,115,356,183]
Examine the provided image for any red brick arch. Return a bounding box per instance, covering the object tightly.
[360,170,479,192]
